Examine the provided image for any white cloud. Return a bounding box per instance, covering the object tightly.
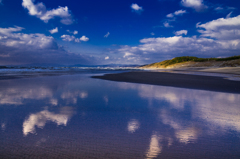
[61,35,89,42]
[123,52,133,58]
[214,6,235,13]
[175,30,188,36]
[61,34,76,42]
[80,35,89,42]
[181,0,207,11]
[174,9,187,15]
[112,14,240,64]
[0,27,93,65]
[163,22,173,28]
[22,0,73,25]
[66,30,78,35]
[197,15,240,40]
[131,3,143,14]
[215,7,223,11]
[0,26,58,49]
[104,32,110,38]
[167,10,187,18]
[165,10,186,28]
[116,35,238,64]
[166,13,174,18]
[138,36,217,53]
[49,27,58,34]
[105,56,109,60]
[226,11,233,19]
[131,3,142,11]
[73,30,78,35]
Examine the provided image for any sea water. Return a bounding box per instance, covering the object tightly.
[0,68,240,158]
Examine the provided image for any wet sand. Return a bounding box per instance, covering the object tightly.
[92,69,240,94]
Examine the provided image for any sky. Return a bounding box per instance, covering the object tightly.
[0,0,240,65]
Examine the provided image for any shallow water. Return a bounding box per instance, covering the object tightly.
[0,71,240,159]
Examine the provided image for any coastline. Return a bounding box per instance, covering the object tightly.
[92,67,240,94]
[141,67,240,75]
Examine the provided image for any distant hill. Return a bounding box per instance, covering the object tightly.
[140,56,240,69]
[70,64,140,67]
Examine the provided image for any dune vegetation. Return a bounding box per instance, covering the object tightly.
[141,55,240,69]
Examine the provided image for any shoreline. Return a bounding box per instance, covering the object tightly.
[140,67,240,75]
[92,69,240,94]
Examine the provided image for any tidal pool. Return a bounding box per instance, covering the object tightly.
[0,72,240,158]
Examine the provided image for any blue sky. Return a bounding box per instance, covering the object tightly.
[0,0,240,65]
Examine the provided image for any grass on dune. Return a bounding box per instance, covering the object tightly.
[145,55,240,68]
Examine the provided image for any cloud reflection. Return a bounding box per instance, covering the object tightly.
[175,127,199,144]
[160,109,200,144]
[145,134,162,159]
[117,82,240,147]
[61,91,88,104]
[23,107,74,136]
[0,87,53,105]
[127,119,140,133]
[1,122,6,131]
[0,78,89,106]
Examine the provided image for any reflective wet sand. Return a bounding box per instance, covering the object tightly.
[0,73,240,158]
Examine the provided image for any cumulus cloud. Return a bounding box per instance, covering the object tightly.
[73,30,78,35]
[115,35,237,64]
[61,34,89,42]
[166,13,174,18]
[22,0,73,25]
[105,56,109,60]
[165,10,186,27]
[174,9,187,15]
[80,35,89,42]
[181,0,207,11]
[197,15,240,40]
[49,27,58,34]
[163,22,173,28]
[0,26,58,49]
[0,26,94,65]
[66,30,78,35]
[131,3,143,14]
[110,14,240,64]
[174,30,188,36]
[61,34,76,42]
[104,32,110,38]
[167,9,187,18]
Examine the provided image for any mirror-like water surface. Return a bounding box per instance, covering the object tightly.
[0,71,240,158]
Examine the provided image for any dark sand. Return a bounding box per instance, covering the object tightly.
[92,71,240,94]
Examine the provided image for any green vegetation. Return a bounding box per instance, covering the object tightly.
[143,55,240,68]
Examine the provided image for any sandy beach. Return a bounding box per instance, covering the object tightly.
[92,67,240,94]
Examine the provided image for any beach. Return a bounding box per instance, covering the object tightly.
[1,68,240,158]
[92,67,240,94]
